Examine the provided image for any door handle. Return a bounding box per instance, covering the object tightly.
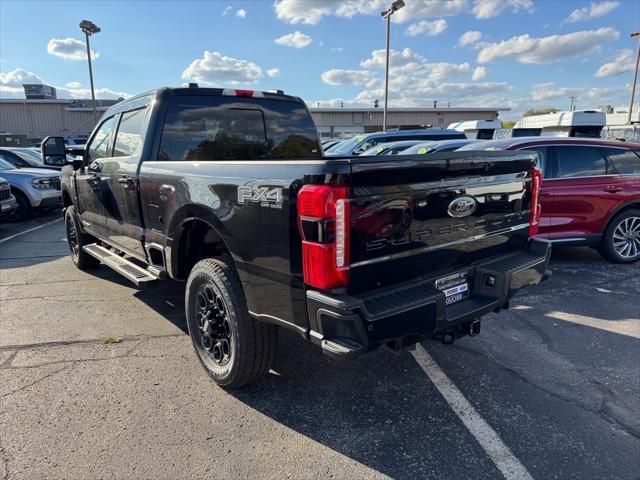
[540,191,552,197]
[604,186,622,193]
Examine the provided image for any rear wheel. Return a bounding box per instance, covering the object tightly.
[185,256,277,389]
[5,191,31,222]
[65,206,99,269]
[600,208,640,263]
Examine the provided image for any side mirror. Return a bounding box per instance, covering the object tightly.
[72,159,84,170]
[41,136,67,167]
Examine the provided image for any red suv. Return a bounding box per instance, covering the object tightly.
[459,138,640,263]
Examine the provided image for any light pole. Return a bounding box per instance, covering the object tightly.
[628,31,640,125]
[381,0,404,132]
[79,20,101,118]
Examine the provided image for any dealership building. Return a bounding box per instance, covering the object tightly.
[0,84,509,143]
[309,106,509,139]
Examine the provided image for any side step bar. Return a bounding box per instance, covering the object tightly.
[83,244,158,287]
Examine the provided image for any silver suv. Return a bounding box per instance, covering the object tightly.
[0,158,61,221]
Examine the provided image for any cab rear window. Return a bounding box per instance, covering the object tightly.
[158,96,320,161]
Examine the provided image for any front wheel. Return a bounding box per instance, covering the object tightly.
[65,206,99,269]
[5,191,31,222]
[600,208,640,263]
[185,256,277,389]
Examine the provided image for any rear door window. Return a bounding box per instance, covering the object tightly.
[550,146,609,179]
[113,108,147,158]
[603,148,640,174]
[88,116,116,161]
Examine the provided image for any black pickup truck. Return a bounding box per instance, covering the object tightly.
[43,86,551,388]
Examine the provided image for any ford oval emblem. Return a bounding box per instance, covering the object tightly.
[447,196,477,218]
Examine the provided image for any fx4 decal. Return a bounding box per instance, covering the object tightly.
[238,186,283,209]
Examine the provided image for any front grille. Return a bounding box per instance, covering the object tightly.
[51,177,61,190]
[0,187,10,201]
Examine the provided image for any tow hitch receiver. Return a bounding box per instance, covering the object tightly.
[439,319,481,344]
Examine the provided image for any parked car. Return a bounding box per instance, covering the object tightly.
[359,140,425,156]
[323,139,345,152]
[0,158,62,221]
[47,86,549,388]
[0,147,73,171]
[400,139,478,155]
[458,137,640,263]
[321,139,341,151]
[0,176,17,217]
[325,129,466,156]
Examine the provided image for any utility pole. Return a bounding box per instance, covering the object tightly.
[628,32,640,124]
[381,0,405,132]
[568,96,578,111]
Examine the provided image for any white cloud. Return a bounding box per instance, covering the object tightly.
[472,0,533,19]
[331,47,344,52]
[406,19,447,37]
[321,69,377,86]
[359,48,470,80]
[274,0,468,25]
[266,68,281,77]
[222,6,232,16]
[274,31,312,48]
[236,8,247,18]
[181,51,263,85]
[472,66,488,80]
[477,27,619,64]
[0,68,128,99]
[531,82,625,105]
[360,47,425,71]
[595,49,634,77]
[47,37,99,61]
[459,30,482,47]
[58,85,129,100]
[565,1,619,23]
[0,68,45,96]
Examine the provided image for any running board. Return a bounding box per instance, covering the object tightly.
[83,244,158,286]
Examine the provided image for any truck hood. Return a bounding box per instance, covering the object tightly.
[0,168,61,177]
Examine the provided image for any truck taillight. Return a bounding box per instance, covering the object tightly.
[298,185,350,289]
[528,167,542,237]
[221,88,265,98]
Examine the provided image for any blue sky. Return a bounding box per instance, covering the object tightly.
[1,0,638,118]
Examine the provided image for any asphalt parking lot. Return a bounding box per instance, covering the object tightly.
[0,214,638,480]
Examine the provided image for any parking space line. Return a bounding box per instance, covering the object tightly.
[413,345,534,480]
[0,218,63,244]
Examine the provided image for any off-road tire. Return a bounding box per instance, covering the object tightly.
[185,256,277,389]
[65,206,99,269]
[599,208,640,263]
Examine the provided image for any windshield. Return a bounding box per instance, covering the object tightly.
[0,159,16,171]
[328,135,366,154]
[400,142,437,155]
[9,149,43,166]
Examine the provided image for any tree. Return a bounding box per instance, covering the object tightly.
[502,120,515,128]
[523,107,557,117]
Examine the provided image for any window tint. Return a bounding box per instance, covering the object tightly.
[88,116,116,160]
[553,146,607,178]
[113,108,147,157]
[159,96,320,161]
[604,148,640,175]
[521,147,549,178]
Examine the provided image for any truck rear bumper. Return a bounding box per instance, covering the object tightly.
[306,239,552,359]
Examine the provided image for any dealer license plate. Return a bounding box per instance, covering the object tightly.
[435,272,470,305]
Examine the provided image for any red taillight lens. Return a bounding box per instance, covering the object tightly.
[298,185,350,289]
[528,167,542,237]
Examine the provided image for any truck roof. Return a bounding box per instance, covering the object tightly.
[104,86,303,117]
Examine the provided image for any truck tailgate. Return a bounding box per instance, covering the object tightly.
[346,151,538,294]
